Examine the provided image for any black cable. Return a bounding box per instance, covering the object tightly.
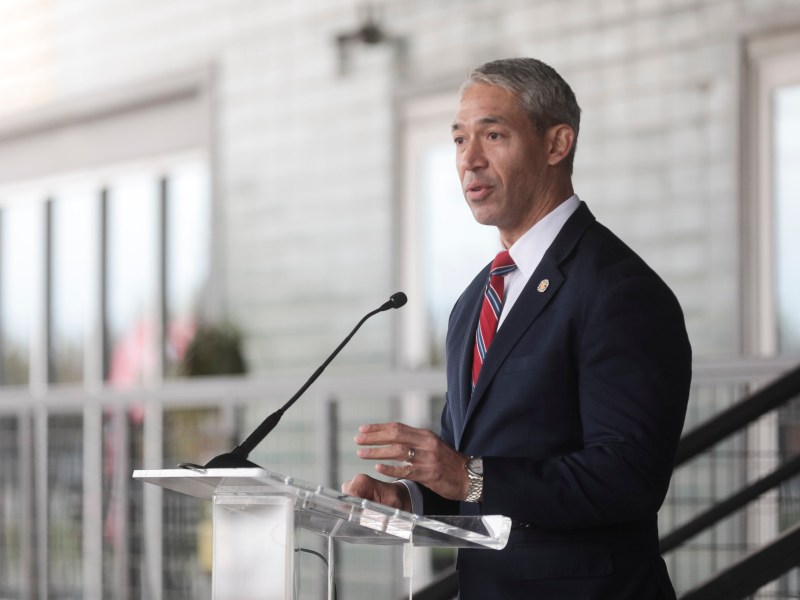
[297,547,328,567]
[296,547,338,600]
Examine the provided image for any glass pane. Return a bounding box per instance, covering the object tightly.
[1,198,43,385]
[51,185,98,384]
[165,161,211,377]
[105,175,158,387]
[420,143,500,365]
[773,84,800,354]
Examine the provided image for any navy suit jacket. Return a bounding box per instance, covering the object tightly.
[420,202,692,599]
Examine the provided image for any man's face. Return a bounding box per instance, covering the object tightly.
[452,83,551,246]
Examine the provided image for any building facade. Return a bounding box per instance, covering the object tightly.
[1,0,799,598]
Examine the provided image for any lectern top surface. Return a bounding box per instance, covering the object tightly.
[133,467,510,550]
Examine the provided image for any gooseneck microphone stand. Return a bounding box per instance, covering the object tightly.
[179,292,407,470]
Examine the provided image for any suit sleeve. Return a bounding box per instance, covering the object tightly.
[481,273,692,530]
[418,393,461,515]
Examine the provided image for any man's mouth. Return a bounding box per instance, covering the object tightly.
[465,182,493,201]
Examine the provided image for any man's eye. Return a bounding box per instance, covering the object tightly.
[454,137,465,145]
[488,132,500,140]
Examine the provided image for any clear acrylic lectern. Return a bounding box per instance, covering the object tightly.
[134,468,510,600]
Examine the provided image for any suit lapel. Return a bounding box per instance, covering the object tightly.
[458,202,596,448]
[452,264,489,446]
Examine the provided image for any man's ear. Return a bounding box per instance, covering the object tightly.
[546,124,575,167]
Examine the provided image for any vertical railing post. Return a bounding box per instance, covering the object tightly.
[317,395,339,598]
[142,398,163,600]
[83,399,103,600]
[34,406,48,599]
[18,409,34,600]
[111,405,130,600]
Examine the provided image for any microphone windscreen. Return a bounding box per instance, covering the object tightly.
[389,292,407,308]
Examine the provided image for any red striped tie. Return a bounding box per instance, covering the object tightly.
[472,250,517,388]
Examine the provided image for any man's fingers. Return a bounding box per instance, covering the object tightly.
[342,473,377,499]
[375,462,415,480]
[355,422,422,445]
[341,474,412,511]
[358,422,410,435]
[356,444,412,461]
[354,423,438,452]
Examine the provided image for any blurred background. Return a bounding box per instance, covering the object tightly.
[1,0,799,598]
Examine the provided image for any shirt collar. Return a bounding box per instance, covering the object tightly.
[508,195,581,279]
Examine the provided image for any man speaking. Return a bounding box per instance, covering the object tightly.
[343,57,692,599]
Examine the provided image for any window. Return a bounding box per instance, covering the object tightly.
[744,30,800,358]
[105,171,161,386]
[51,183,98,383]
[773,84,800,354]
[164,162,212,377]
[0,198,42,384]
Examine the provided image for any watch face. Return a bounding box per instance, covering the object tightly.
[468,457,483,475]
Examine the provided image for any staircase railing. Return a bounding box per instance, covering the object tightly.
[667,363,800,599]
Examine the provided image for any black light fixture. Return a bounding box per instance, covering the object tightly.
[335,3,404,75]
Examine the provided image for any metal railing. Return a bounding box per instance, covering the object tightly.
[1,357,799,600]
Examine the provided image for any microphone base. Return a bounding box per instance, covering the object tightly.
[204,452,263,469]
[177,451,263,470]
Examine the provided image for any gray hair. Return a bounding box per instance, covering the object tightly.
[462,58,581,172]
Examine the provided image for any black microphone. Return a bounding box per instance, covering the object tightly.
[180,292,407,470]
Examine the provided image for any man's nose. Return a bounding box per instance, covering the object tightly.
[459,140,488,171]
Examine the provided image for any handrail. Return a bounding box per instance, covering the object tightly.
[680,521,800,600]
[675,363,800,467]
[660,453,800,553]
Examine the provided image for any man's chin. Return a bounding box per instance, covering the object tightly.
[466,204,497,227]
[470,213,498,228]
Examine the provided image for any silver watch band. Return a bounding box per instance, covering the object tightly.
[465,457,484,503]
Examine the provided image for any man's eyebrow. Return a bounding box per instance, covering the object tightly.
[451,115,509,131]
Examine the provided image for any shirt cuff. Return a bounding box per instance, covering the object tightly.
[397,479,424,515]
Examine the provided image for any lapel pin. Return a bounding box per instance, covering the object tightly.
[537,279,550,293]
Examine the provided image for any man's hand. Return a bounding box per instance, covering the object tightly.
[352,422,470,502]
[341,474,412,512]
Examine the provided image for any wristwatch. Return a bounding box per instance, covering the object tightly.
[465,456,484,503]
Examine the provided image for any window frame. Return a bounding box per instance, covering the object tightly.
[742,28,800,357]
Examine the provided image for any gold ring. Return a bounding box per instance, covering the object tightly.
[407,447,416,462]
